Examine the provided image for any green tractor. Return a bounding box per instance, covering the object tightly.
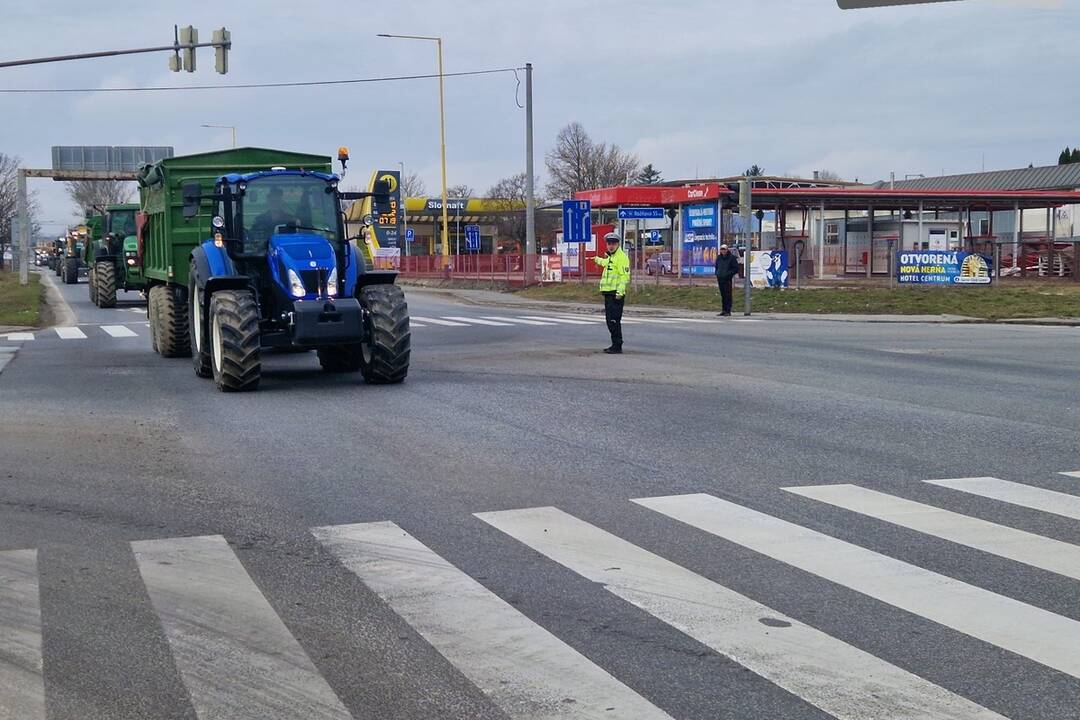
[85,204,145,308]
[59,225,90,284]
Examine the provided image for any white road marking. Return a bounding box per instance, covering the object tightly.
[926,477,1080,522]
[101,325,139,338]
[786,484,1080,581]
[4,333,34,341]
[635,493,1080,680]
[409,323,428,328]
[665,318,721,324]
[730,318,763,323]
[410,316,471,327]
[480,316,558,326]
[54,327,87,340]
[0,549,45,720]
[1060,471,1080,479]
[132,535,352,720]
[442,316,514,327]
[519,316,595,325]
[477,507,1004,720]
[314,522,672,720]
[553,314,642,325]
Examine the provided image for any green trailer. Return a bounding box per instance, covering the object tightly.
[84,203,146,307]
[137,147,410,391]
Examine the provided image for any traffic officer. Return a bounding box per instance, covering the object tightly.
[593,232,631,354]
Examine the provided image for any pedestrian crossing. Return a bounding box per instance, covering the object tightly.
[4,471,1078,718]
[0,311,731,344]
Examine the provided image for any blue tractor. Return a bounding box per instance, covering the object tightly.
[178,160,410,392]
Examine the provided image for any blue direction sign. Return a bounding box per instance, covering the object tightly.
[465,224,482,251]
[562,200,592,243]
[618,207,665,220]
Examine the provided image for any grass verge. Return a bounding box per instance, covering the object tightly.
[516,281,1080,320]
[0,270,43,327]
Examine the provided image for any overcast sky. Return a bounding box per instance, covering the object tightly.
[2,0,1075,234]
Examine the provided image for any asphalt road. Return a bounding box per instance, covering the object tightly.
[1,270,1079,720]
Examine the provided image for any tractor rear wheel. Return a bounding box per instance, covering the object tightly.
[317,344,363,373]
[209,290,261,392]
[88,266,98,305]
[188,269,212,378]
[357,284,410,384]
[152,284,191,358]
[95,261,117,308]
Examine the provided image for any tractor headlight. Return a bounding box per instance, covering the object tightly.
[326,267,338,297]
[287,268,306,298]
[126,258,137,266]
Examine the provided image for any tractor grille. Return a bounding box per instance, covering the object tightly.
[299,270,321,294]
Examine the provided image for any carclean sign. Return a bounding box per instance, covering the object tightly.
[897,251,992,285]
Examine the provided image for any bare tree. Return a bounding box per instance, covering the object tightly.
[0,153,42,253]
[64,179,135,217]
[485,173,549,253]
[400,171,427,198]
[816,169,844,181]
[545,122,639,199]
[446,184,474,199]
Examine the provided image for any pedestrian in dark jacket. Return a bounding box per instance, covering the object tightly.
[714,244,741,316]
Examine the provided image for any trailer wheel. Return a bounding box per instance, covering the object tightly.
[62,258,79,284]
[317,345,363,373]
[155,285,191,358]
[95,261,117,308]
[188,269,212,378]
[209,290,261,392]
[148,286,160,354]
[358,285,410,385]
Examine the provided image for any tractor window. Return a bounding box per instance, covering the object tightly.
[109,211,136,238]
[241,175,339,253]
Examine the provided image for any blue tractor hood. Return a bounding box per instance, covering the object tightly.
[268,233,337,300]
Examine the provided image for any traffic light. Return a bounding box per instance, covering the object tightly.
[213,27,231,75]
[179,25,197,72]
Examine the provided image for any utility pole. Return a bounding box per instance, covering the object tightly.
[524,62,537,285]
[17,170,29,286]
[741,179,752,316]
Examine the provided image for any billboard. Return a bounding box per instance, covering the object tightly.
[897,251,992,285]
[51,146,173,172]
[748,251,790,289]
[682,202,719,276]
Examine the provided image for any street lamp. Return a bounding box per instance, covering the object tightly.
[200,123,237,148]
[377,33,450,266]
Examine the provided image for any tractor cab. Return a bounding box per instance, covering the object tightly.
[210,170,360,311]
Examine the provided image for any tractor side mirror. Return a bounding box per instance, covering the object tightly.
[372,179,393,216]
[182,182,202,219]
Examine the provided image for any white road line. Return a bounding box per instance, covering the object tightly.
[410,323,428,328]
[926,477,1080,522]
[786,484,1080,581]
[442,316,514,327]
[54,327,87,340]
[665,318,721,324]
[519,316,595,325]
[101,325,139,338]
[4,333,34,341]
[0,549,45,720]
[132,535,351,720]
[410,316,471,327]
[1060,471,1080,479]
[314,522,672,720]
[635,493,1080,680]
[481,316,558,326]
[476,507,1004,720]
[553,314,643,325]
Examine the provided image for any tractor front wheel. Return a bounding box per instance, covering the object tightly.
[62,258,79,284]
[358,285,410,385]
[88,266,98,305]
[95,261,117,308]
[209,290,261,392]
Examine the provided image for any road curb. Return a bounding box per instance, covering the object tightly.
[400,286,1080,327]
[0,346,17,376]
[39,270,77,328]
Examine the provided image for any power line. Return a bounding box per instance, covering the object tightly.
[0,67,524,94]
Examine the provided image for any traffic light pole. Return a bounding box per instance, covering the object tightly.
[741,179,752,316]
[0,38,228,69]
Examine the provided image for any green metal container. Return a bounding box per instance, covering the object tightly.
[137,147,332,289]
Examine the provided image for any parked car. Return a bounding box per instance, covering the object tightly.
[645,252,672,275]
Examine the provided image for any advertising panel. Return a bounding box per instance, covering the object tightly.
[897,251,992,285]
[748,251,790,288]
[372,170,402,248]
[682,202,719,276]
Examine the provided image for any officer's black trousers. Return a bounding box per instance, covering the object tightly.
[603,292,624,348]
